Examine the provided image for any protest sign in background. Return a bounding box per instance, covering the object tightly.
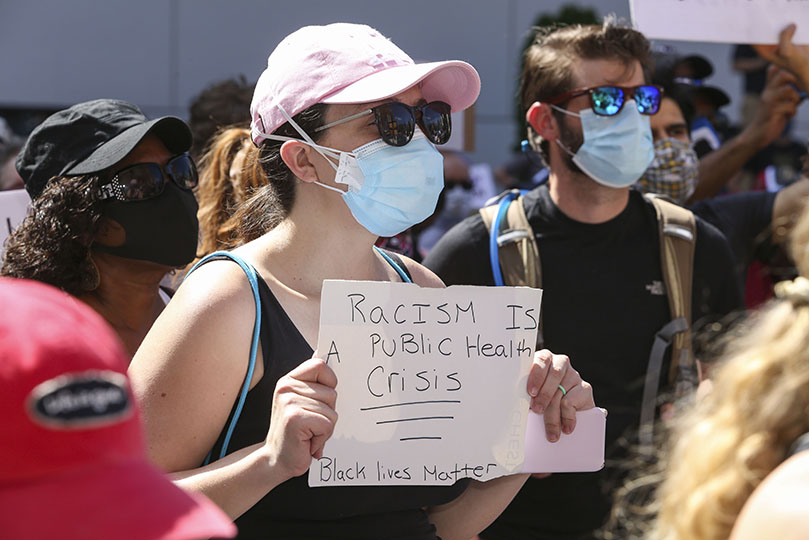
[630,0,809,44]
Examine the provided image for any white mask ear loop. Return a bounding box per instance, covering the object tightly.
[555,139,576,157]
[548,104,579,156]
[549,103,582,118]
[275,104,342,172]
[257,104,348,195]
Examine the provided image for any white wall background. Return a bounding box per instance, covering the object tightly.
[1,0,806,169]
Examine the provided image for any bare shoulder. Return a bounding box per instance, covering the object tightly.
[129,257,260,470]
[730,452,809,540]
[133,257,257,361]
[398,254,445,288]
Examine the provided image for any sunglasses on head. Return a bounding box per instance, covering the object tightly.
[313,100,452,147]
[546,85,663,116]
[97,153,198,202]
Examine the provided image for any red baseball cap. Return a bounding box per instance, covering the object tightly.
[0,277,236,540]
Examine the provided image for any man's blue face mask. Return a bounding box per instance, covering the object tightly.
[553,100,655,188]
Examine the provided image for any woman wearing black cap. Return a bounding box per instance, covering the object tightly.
[1,99,200,358]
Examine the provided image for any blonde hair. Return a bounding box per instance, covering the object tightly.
[653,201,809,540]
[194,127,264,258]
[789,192,809,277]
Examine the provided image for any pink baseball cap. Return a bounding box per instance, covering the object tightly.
[250,22,481,145]
[0,277,236,540]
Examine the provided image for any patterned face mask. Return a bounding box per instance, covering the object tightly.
[635,138,699,205]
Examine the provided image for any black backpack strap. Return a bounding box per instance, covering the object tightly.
[639,317,689,450]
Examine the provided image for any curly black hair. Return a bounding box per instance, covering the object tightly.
[1,174,105,296]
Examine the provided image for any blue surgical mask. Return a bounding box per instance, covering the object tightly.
[553,100,654,188]
[258,106,444,237]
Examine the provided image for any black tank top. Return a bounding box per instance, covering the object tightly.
[208,253,469,539]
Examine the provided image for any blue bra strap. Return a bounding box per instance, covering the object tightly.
[186,251,261,463]
[373,245,413,283]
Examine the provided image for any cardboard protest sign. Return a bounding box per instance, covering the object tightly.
[630,0,809,44]
[309,280,606,487]
[0,189,30,259]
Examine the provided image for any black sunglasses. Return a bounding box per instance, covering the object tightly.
[97,153,198,202]
[313,100,452,147]
[546,85,663,116]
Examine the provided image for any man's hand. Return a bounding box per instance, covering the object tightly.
[527,349,594,442]
[753,23,809,92]
[742,64,802,150]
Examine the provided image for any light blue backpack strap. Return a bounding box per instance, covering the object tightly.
[186,250,261,463]
[485,189,532,287]
[488,191,519,287]
[373,245,413,283]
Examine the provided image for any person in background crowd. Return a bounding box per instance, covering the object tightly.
[424,19,742,539]
[128,22,595,540]
[602,203,809,540]
[734,44,771,127]
[599,25,809,540]
[188,75,255,161]
[653,50,803,202]
[417,149,498,257]
[1,99,199,358]
[194,127,261,259]
[652,199,809,540]
[0,276,236,540]
[0,133,24,191]
[727,203,809,540]
[653,49,734,158]
[641,25,809,305]
[637,82,809,299]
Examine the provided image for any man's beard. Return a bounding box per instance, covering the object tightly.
[557,115,585,176]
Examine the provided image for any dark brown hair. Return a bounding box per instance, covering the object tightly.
[234,103,327,242]
[1,174,105,295]
[520,17,652,164]
[188,76,255,160]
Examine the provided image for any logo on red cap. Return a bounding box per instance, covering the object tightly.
[26,370,132,429]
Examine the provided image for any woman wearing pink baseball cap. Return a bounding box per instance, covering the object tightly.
[129,23,594,539]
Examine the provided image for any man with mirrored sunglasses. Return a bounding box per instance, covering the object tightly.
[424,19,743,539]
[1,98,200,359]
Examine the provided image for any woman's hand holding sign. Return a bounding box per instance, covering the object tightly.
[527,349,594,442]
[266,357,339,479]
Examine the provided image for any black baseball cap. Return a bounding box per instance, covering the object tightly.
[16,99,192,199]
[652,48,714,82]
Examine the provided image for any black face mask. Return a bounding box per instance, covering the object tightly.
[93,182,199,267]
